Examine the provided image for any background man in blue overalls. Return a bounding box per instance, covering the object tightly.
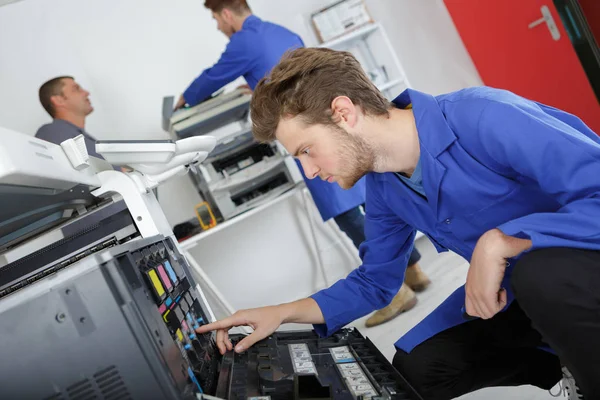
[176,0,432,327]
[198,47,600,400]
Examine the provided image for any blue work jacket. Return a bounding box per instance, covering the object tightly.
[311,86,600,353]
[183,14,365,221]
[183,15,302,104]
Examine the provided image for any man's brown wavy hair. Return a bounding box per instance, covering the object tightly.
[250,47,392,143]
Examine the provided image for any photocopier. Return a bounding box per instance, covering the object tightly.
[0,126,422,400]
[162,90,303,222]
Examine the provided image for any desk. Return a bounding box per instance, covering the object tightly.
[181,184,305,250]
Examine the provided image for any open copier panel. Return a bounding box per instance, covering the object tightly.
[128,238,219,394]
[0,232,422,400]
[219,329,422,400]
[0,234,219,400]
[129,238,222,395]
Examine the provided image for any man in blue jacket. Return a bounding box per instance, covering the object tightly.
[198,48,600,399]
[176,0,431,326]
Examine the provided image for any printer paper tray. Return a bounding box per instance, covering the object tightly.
[209,158,286,192]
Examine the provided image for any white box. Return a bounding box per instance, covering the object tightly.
[311,0,373,44]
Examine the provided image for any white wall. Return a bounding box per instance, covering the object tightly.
[0,0,481,227]
[0,0,481,136]
[0,0,224,137]
[249,0,483,94]
[0,0,481,311]
[0,0,232,225]
[364,0,483,94]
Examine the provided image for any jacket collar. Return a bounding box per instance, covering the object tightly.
[389,89,457,217]
[242,14,260,29]
[392,89,456,158]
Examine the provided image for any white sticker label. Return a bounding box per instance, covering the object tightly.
[248,397,271,400]
[343,369,364,377]
[288,343,317,375]
[296,366,317,374]
[294,361,315,369]
[338,363,358,371]
[355,389,378,398]
[331,346,351,353]
[330,346,356,363]
[290,343,309,351]
[292,350,311,358]
[336,362,378,399]
[294,356,313,363]
[346,376,371,385]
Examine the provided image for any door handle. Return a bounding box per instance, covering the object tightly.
[528,5,561,41]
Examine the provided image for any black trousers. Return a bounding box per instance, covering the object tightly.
[392,247,600,400]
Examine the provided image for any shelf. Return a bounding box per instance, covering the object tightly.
[209,157,286,192]
[317,22,380,49]
[377,79,404,92]
[180,184,305,248]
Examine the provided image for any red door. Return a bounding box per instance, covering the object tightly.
[444,0,600,134]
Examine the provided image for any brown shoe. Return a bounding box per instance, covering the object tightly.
[365,284,417,327]
[404,263,431,292]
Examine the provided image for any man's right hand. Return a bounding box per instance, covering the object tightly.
[196,306,285,355]
[236,84,253,95]
[174,94,187,111]
[195,298,324,355]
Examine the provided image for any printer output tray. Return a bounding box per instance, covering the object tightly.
[215,328,423,400]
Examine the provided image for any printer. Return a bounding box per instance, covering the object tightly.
[0,127,421,400]
[163,89,303,221]
[0,129,222,399]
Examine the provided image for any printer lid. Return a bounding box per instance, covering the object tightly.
[0,128,217,253]
[0,127,106,252]
[164,88,251,138]
[161,88,225,132]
